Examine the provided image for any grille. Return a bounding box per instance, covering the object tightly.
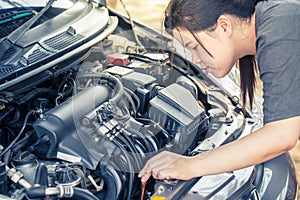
[27,48,52,65]
[0,63,23,77]
[42,31,84,51]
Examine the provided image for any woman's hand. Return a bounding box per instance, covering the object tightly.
[138,116,300,183]
[138,151,198,182]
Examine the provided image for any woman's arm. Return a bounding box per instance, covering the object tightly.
[139,116,300,182]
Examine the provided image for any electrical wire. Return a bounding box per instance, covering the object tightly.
[136,117,170,144]
[0,110,34,158]
[124,87,141,114]
[118,0,146,52]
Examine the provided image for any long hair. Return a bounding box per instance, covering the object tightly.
[164,0,264,109]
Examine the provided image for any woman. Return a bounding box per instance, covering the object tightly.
[139,0,300,182]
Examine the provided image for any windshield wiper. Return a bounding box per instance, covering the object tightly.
[0,0,56,59]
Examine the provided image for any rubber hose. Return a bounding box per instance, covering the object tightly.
[98,163,123,200]
[18,88,57,105]
[72,187,99,200]
[111,139,134,200]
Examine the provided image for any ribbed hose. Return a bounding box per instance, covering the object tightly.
[76,73,124,107]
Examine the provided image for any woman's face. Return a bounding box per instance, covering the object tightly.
[172,27,237,78]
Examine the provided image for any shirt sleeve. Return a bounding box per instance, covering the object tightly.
[256,1,300,124]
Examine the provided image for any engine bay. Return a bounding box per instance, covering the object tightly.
[0,2,264,200]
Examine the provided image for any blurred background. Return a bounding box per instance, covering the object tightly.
[107,0,300,197]
[107,0,168,29]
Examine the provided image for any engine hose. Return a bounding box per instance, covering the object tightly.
[18,88,57,105]
[76,73,137,121]
[136,117,171,144]
[121,128,152,155]
[116,133,143,170]
[57,78,76,98]
[112,138,136,173]
[0,106,21,125]
[69,77,77,95]
[125,126,159,152]
[27,185,99,200]
[110,149,129,177]
[0,110,33,158]
[122,128,152,153]
[111,139,134,200]
[0,106,15,123]
[122,128,150,154]
[34,163,48,186]
[71,187,99,200]
[133,140,147,160]
[97,162,124,200]
[10,130,34,152]
[76,73,124,107]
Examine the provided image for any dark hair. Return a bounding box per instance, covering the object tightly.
[164,0,262,109]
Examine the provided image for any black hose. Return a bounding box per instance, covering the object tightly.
[72,187,99,200]
[57,78,76,99]
[27,186,99,200]
[116,133,143,170]
[110,139,134,200]
[77,73,137,122]
[123,87,138,115]
[136,117,171,146]
[0,106,15,123]
[76,73,124,107]
[121,128,151,152]
[18,88,57,105]
[125,126,159,152]
[0,106,21,126]
[97,162,123,200]
[34,163,48,186]
[121,128,151,157]
[132,140,147,160]
[10,130,34,153]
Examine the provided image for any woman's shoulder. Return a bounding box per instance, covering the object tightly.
[255,0,300,49]
[256,0,300,23]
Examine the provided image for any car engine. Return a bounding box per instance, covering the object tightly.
[0,2,265,200]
